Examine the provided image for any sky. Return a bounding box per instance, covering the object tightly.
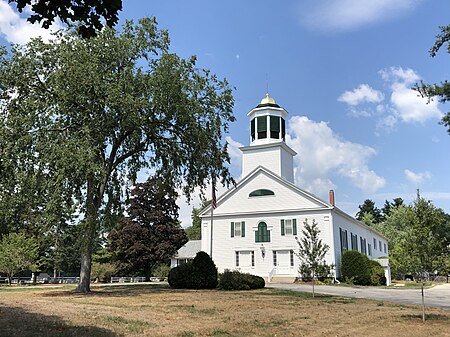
[1,0,450,226]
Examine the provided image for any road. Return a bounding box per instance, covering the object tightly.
[268,283,450,309]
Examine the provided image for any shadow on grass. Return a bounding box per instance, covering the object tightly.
[0,305,122,337]
[250,289,333,299]
[40,283,203,298]
[401,314,449,321]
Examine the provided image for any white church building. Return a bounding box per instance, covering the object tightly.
[196,94,390,283]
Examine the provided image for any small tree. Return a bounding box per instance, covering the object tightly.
[296,219,330,298]
[0,232,39,285]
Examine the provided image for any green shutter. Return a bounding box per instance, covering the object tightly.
[241,221,245,237]
[281,219,285,236]
[231,222,234,238]
[255,230,258,242]
[293,219,297,235]
[251,119,255,137]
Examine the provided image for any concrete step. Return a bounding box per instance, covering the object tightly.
[269,276,296,284]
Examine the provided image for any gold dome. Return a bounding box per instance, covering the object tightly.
[260,93,276,105]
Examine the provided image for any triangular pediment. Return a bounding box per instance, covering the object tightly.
[200,166,331,217]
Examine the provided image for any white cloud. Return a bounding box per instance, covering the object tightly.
[287,116,385,196]
[226,136,243,170]
[404,169,431,185]
[342,67,443,133]
[338,84,384,106]
[299,0,422,32]
[381,67,443,123]
[0,1,61,44]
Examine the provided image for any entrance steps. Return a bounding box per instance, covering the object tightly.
[268,276,296,284]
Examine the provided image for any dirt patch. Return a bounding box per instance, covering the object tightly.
[0,285,448,336]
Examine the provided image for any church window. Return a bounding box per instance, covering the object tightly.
[255,222,270,243]
[379,240,382,251]
[281,118,286,141]
[339,228,348,252]
[368,243,372,256]
[251,118,255,141]
[231,221,245,238]
[249,189,274,197]
[281,219,297,236]
[373,238,377,250]
[257,116,267,139]
[270,116,280,139]
[351,233,358,251]
[384,243,387,254]
[360,237,367,255]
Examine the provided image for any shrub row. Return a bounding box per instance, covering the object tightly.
[341,250,386,286]
[218,270,265,290]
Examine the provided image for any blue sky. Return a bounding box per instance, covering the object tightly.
[1,0,450,226]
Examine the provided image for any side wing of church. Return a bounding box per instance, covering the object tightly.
[199,94,390,283]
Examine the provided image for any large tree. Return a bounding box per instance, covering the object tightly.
[8,0,122,37]
[108,177,188,279]
[414,24,450,134]
[0,18,235,292]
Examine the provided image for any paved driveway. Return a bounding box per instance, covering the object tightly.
[268,283,450,309]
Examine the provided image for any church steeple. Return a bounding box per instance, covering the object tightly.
[248,93,288,146]
[240,94,296,182]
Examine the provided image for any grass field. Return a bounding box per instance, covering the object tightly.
[0,283,448,337]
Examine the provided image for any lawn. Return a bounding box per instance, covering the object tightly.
[0,283,448,337]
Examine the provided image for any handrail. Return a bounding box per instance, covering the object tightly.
[268,267,276,283]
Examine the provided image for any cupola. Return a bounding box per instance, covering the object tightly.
[249,93,288,146]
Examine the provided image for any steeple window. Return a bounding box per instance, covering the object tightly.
[251,118,255,141]
[281,118,286,141]
[257,116,267,139]
[270,116,280,139]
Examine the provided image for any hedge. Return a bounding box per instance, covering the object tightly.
[218,270,265,290]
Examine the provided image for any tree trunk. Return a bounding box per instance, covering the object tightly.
[312,268,315,298]
[76,219,97,293]
[76,176,100,293]
[421,282,425,322]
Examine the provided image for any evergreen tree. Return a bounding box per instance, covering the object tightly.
[356,199,382,224]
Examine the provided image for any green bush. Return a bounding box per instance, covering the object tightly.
[218,270,265,290]
[168,263,194,288]
[153,264,171,279]
[369,260,386,286]
[191,251,218,289]
[91,262,116,282]
[341,250,371,285]
[168,251,218,289]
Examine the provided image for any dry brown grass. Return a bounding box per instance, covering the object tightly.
[0,284,448,337]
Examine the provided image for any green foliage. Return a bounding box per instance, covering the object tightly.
[368,260,386,286]
[218,270,265,290]
[185,200,211,240]
[168,251,218,289]
[168,263,194,289]
[152,264,171,279]
[356,199,382,224]
[10,0,123,38]
[341,250,371,285]
[296,219,330,281]
[91,262,116,282]
[0,18,235,292]
[0,232,39,283]
[414,25,450,134]
[108,177,188,280]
